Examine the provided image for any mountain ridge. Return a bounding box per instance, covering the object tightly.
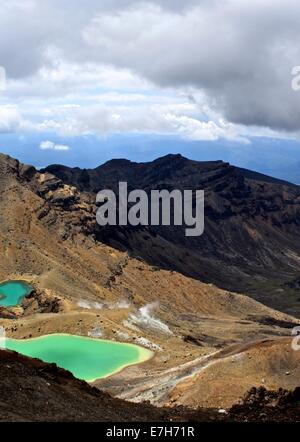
[43,154,298,189]
[41,153,300,315]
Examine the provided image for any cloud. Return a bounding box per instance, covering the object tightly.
[1,0,300,136]
[35,102,249,143]
[39,140,69,151]
[0,106,27,133]
[80,0,300,132]
[5,62,149,100]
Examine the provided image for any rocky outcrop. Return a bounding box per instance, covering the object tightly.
[21,289,67,315]
[229,386,300,421]
[0,289,66,319]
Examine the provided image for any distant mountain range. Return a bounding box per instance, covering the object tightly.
[2,134,300,184]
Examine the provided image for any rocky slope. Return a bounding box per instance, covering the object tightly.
[43,154,300,316]
[0,348,299,422]
[0,152,299,413]
[0,349,216,422]
[164,338,300,409]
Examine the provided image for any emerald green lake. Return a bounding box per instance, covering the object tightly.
[0,281,32,307]
[3,334,152,381]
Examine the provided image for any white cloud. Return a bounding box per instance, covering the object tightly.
[4,62,149,100]
[165,114,249,144]
[0,105,28,133]
[0,0,300,142]
[40,140,55,150]
[34,102,249,143]
[79,0,300,132]
[39,140,69,151]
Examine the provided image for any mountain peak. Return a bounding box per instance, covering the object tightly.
[156,153,185,161]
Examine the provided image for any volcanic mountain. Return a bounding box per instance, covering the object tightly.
[43,154,300,316]
[0,152,300,413]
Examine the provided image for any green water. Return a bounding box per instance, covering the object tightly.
[3,334,152,381]
[0,281,32,307]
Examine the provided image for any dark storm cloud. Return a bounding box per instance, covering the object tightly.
[1,0,300,132]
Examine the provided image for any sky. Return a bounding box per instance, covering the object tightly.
[1,0,300,181]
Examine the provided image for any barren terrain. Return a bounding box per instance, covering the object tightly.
[0,153,300,415]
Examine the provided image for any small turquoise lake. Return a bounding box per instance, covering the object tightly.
[0,281,32,307]
[2,334,152,381]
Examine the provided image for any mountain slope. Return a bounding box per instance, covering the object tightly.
[0,349,215,422]
[0,152,299,410]
[43,154,300,316]
[2,348,300,422]
[165,338,300,409]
